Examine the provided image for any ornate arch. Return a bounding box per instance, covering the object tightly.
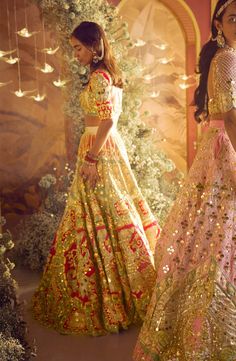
[211,0,217,16]
[118,0,201,168]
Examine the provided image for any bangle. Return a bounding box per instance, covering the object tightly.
[85,151,99,164]
[86,151,99,161]
[84,155,97,164]
[84,160,96,167]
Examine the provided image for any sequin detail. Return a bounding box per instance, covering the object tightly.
[208,47,236,115]
[134,122,236,359]
[79,70,122,121]
[31,128,160,336]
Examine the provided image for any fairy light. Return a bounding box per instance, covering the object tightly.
[13,0,35,97]
[0,81,12,88]
[29,93,46,101]
[179,74,189,81]
[178,73,197,90]
[16,0,37,38]
[52,50,70,88]
[150,91,160,98]
[5,57,19,64]
[179,82,196,90]
[17,28,37,38]
[38,63,54,73]
[0,49,16,58]
[29,33,46,101]
[157,57,174,65]
[143,74,157,81]
[0,1,19,65]
[38,17,54,73]
[134,39,146,47]
[13,0,22,94]
[52,77,70,87]
[14,89,24,97]
[153,43,169,50]
[41,46,59,55]
[179,74,196,81]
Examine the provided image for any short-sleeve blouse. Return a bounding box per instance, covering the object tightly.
[79,69,114,121]
[208,47,236,116]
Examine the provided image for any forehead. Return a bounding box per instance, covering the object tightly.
[224,2,236,16]
[70,37,84,48]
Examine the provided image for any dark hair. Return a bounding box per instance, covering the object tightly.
[71,21,123,88]
[194,0,234,122]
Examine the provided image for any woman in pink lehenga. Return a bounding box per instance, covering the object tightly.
[134,1,236,360]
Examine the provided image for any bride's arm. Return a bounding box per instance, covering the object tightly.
[224,109,236,152]
[89,119,113,156]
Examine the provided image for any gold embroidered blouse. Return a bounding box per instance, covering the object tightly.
[208,46,236,116]
[79,69,122,122]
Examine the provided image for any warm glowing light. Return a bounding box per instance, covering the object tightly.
[0,49,16,58]
[179,83,196,90]
[13,88,36,97]
[179,74,196,81]
[0,81,12,88]
[150,91,160,98]
[5,56,20,64]
[38,63,54,73]
[143,74,157,81]
[16,27,37,38]
[134,39,146,47]
[53,77,70,87]
[153,43,169,51]
[179,74,189,81]
[41,46,60,55]
[158,57,174,65]
[14,89,24,97]
[30,93,46,102]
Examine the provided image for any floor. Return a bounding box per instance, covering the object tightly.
[13,267,140,361]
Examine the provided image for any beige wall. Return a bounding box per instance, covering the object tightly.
[119,0,187,174]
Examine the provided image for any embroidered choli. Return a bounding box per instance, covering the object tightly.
[79,69,123,123]
[208,47,236,116]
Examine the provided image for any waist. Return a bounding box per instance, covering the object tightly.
[84,126,117,135]
[84,113,120,124]
[209,119,225,128]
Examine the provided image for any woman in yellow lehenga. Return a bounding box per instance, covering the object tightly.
[31,21,160,336]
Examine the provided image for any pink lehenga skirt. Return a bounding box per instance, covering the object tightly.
[31,126,160,336]
[134,120,236,361]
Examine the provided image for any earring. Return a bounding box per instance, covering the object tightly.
[92,39,104,64]
[92,52,99,64]
[216,30,225,48]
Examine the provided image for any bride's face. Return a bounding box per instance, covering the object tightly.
[215,2,236,47]
[70,37,93,66]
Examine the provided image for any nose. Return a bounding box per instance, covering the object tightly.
[74,51,79,59]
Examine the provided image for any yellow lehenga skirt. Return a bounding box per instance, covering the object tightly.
[31,127,160,336]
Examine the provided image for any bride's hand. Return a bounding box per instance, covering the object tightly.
[80,162,100,190]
